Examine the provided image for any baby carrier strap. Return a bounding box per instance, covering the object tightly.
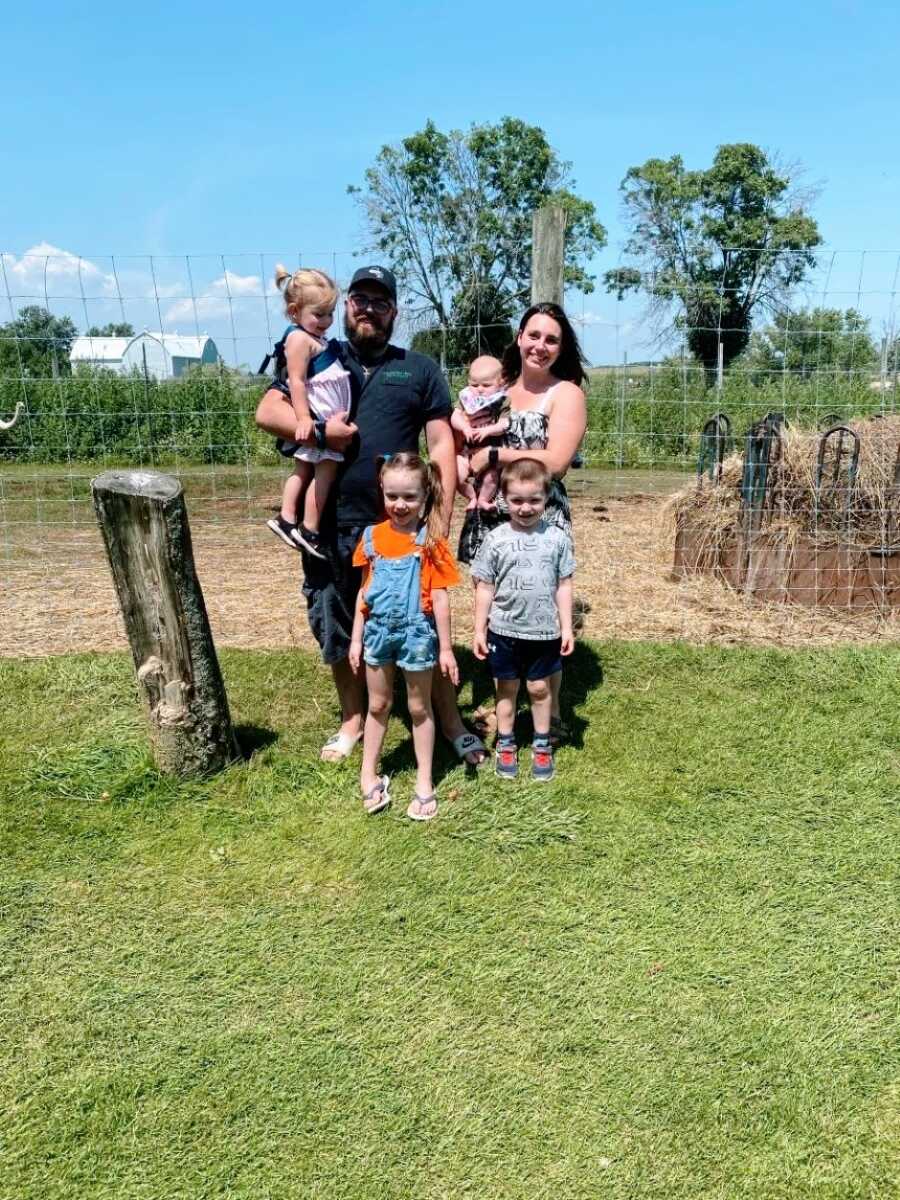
[257,324,301,376]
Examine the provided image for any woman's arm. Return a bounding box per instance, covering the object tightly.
[431,589,459,684]
[468,382,586,478]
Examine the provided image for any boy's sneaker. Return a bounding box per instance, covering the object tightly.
[495,739,519,781]
[266,515,302,551]
[292,525,327,559]
[531,739,555,783]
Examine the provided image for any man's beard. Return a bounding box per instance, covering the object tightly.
[346,313,395,359]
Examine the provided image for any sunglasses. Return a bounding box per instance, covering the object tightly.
[348,293,393,316]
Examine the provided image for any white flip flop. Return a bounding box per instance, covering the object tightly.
[320,730,362,762]
[451,731,488,767]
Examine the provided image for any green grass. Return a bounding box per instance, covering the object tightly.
[1,643,899,1199]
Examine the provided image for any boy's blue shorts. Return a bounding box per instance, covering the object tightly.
[364,614,438,672]
[487,631,562,681]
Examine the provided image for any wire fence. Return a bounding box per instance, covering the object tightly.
[1,246,899,579]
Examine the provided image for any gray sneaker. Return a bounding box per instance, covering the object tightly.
[495,741,518,780]
[531,742,555,783]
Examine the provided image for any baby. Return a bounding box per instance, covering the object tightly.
[450,355,509,511]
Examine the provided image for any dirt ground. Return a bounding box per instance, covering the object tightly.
[2,489,898,659]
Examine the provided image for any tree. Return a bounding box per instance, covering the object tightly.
[351,117,607,364]
[0,306,78,378]
[743,308,877,378]
[86,322,135,337]
[604,144,821,373]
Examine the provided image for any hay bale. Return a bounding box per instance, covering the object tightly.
[666,417,900,610]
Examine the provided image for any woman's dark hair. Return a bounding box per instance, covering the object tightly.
[501,302,587,388]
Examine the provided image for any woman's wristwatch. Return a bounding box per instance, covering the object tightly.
[488,448,500,468]
[314,420,327,450]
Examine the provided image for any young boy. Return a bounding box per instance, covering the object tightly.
[471,459,575,782]
[451,355,509,511]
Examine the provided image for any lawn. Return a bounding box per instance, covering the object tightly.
[1,642,898,1199]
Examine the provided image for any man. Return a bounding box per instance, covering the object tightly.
[256,265,487,766]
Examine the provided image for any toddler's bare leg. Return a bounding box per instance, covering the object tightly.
[495,678,520,738]
[303,457,340,534]
[476,467,501,511]
[361,664,394,795]
[281,461,313,524]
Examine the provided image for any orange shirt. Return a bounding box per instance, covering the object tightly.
[352,521,460,614]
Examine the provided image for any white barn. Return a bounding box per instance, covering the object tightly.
[70,331,221,379]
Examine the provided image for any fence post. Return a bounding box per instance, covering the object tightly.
[91,469,238,777]
[531,205,567,306]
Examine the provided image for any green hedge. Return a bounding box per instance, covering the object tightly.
[0,363,892,469]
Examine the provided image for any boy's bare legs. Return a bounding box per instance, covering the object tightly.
[525,675,552,739]
[405,668,437,817]
[360,663,394,795]
[495,678,520,739]
[550,670,562,722]
[303,458,339,534]
[320,657,365,762]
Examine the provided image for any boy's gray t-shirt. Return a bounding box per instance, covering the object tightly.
[471,520,576,640]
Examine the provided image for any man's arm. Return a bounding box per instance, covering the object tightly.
[425,416,457,536]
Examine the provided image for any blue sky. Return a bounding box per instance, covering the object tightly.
[3,0,899,365]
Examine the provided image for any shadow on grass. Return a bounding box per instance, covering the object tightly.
[380,641,605,783]
[234,723,279,760]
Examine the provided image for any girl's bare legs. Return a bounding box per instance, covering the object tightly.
[495,678,520,738]
[256,388,297,438]
[476,466,501,511]
[361,663,394,796]
[282,461,313,524]
[457,452,477,510]
[303,457,340,534]
[405,668,436,816]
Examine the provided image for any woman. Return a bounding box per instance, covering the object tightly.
[460,302,588,742]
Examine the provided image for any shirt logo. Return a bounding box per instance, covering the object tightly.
[383,369,411,383]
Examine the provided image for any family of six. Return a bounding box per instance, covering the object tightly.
[255,264,588,821]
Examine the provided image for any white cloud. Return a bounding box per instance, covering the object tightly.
[163,270,264,325]
[1,243,117,299]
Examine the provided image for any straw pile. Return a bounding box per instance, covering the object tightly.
[665,416,900,555]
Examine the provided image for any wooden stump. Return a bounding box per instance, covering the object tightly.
[91,469,238,776]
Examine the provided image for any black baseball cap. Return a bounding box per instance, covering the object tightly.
[348,265,397,303]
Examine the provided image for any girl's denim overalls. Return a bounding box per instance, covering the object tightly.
[362,525,438,672]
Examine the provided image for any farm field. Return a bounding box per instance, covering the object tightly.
[1,642,898,1198]
[2,463,898,658]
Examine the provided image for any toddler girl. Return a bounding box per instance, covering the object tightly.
[348,453,460,821]
[451,355,509,510]
[265,265,351,558]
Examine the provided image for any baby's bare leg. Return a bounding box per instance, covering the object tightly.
[476,466,501,511]
[457,452,477,509]
[303,457,340,533]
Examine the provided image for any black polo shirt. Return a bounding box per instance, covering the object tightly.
[334,342,451,527]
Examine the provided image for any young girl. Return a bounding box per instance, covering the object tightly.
[265,265,351,558]
[348,453,460,821]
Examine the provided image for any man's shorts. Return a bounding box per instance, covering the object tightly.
[487,631,562,682]
[364,613,437,673]
[301,525,364,666]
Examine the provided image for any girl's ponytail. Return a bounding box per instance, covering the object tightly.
[422,460,445,551]
[274,263,292,293]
